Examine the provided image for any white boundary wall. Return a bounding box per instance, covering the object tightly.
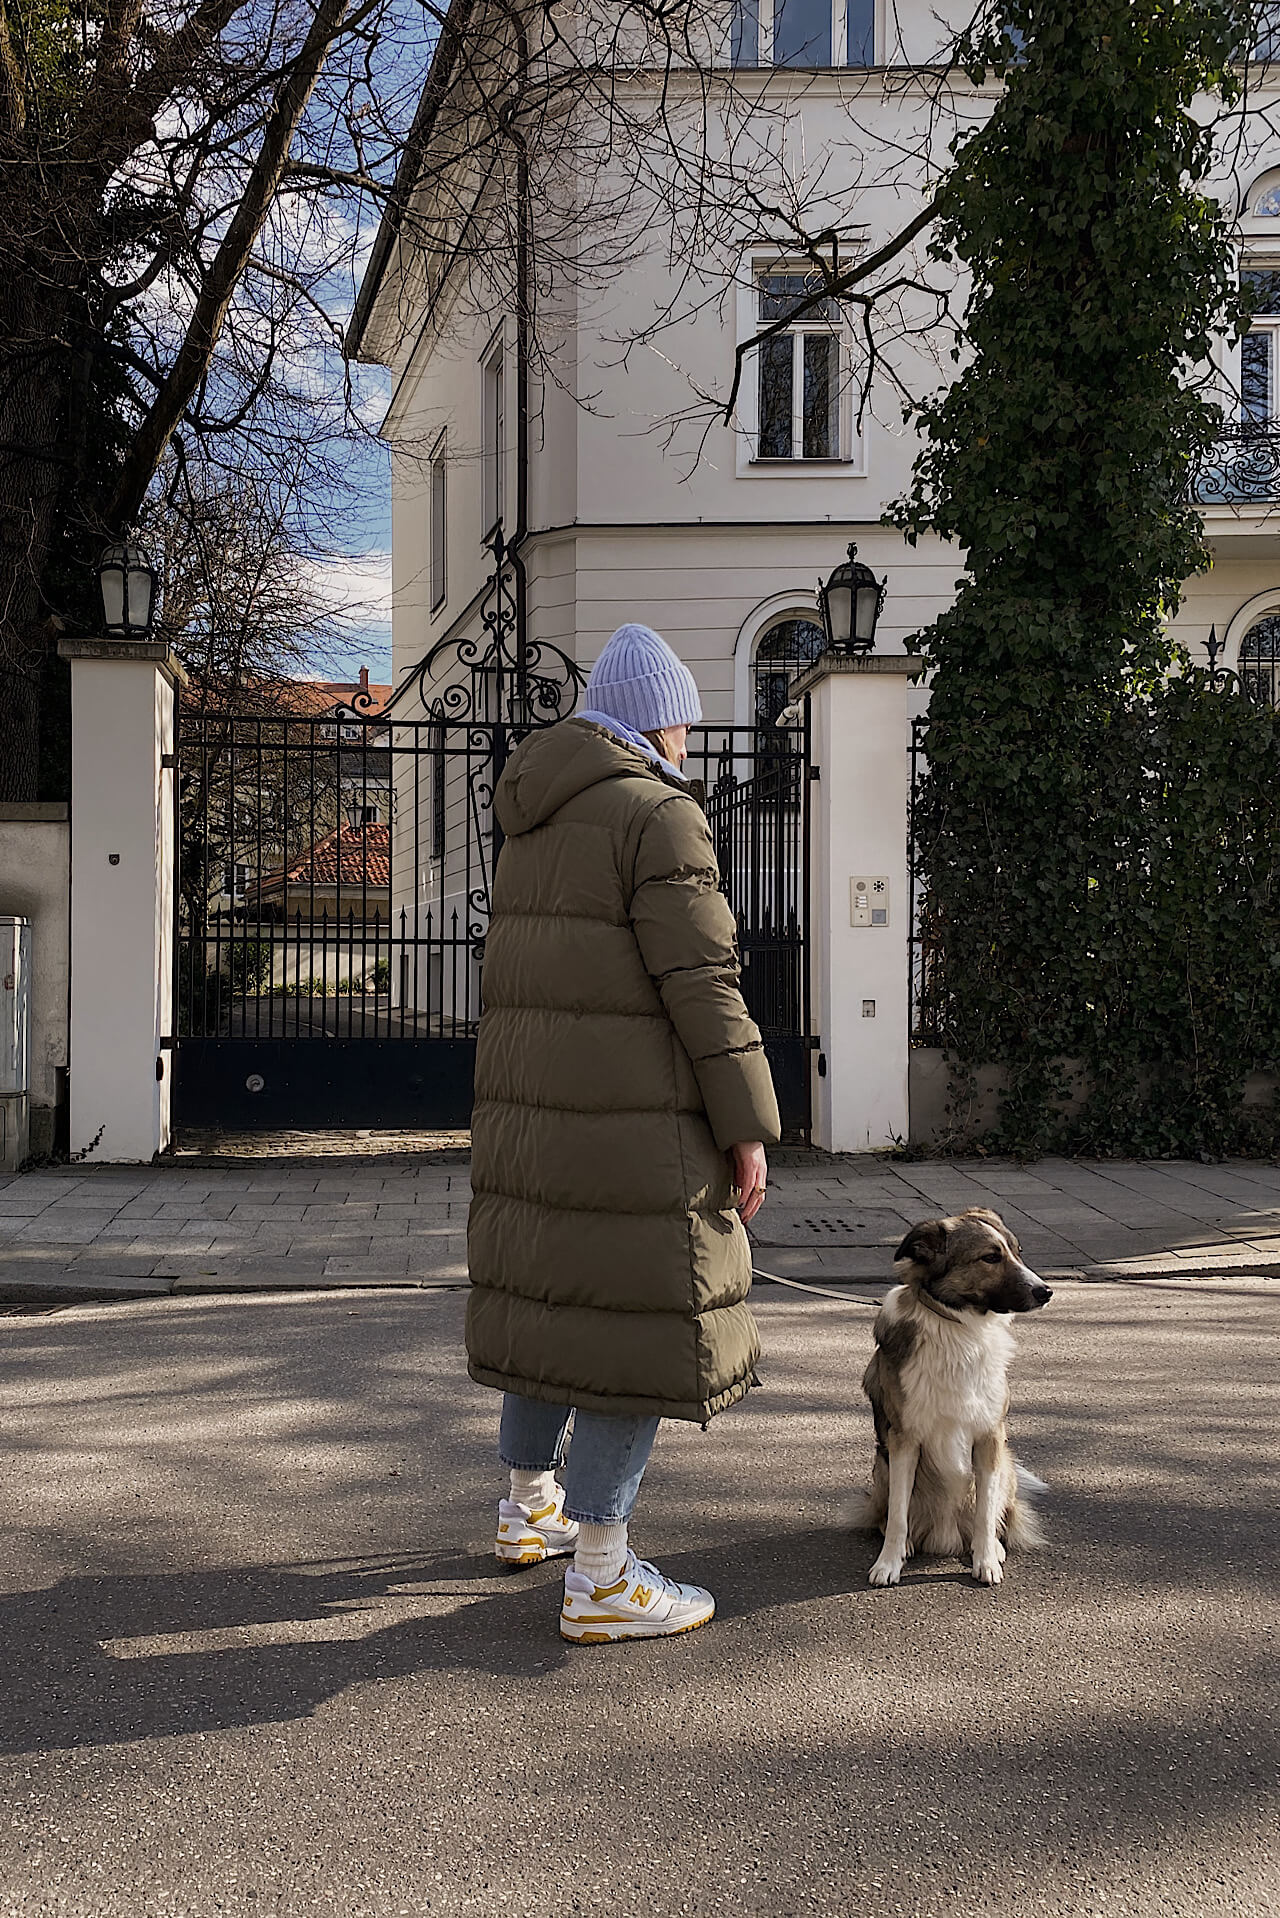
[59,638,184,1162]
[796,653,917,1153]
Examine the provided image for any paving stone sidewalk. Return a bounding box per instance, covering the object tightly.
[3,1149,1280,1305]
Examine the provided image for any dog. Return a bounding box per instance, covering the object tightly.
[859,1207,1052,1588]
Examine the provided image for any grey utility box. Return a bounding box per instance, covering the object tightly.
[0,916,31,1172]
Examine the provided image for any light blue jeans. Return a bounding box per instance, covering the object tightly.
[498,1393,660,1525]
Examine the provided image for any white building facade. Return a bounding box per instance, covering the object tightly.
[351,3,1280,724]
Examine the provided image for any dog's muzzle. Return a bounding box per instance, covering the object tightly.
[1000,1264,1053,1313]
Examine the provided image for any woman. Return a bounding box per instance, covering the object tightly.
[466,622,781,1644]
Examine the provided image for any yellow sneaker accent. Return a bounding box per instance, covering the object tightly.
[560,1551,715,1643]
[495,1489,579,1568]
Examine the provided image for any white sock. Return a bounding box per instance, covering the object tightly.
[508,1468,558,1512]
[574,1520,628,1588]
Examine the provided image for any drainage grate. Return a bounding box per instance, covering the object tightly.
[748,1209,910,1248]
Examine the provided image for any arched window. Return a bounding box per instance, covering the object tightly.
[1240,614,1280,706]
[752,617,825,727]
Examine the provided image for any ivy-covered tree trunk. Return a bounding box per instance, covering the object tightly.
[894,0,1274,1155]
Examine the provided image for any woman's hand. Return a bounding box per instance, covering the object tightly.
[730,1141,768,1224]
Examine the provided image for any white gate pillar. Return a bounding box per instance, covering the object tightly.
[791,652,920,1154]
[58,638,187,1162]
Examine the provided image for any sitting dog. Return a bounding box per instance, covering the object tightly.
[859,1207,1052,1587]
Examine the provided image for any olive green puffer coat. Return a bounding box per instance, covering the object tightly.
[465,718,781,1424]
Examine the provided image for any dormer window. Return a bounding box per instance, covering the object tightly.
[730,0,875,68]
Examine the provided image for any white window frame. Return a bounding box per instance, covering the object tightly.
[734,260,866,478]
[429,429,447,612]
[480,329,507,538]
[733,0,877,68]
[1237,256,1280,424]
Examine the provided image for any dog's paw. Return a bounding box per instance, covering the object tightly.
[868,1553,904,1587]
[971,1549,1004,1586]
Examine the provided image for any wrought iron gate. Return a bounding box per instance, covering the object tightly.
[169,708,523,1132]
[170,669,811,1138]
[687,721,811,1140]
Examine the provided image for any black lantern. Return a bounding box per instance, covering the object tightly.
[817,541,886,655]
[97,540,158,638]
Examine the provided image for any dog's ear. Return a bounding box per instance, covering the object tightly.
[893,1219,949,1270]
[959,1207,1006,1232]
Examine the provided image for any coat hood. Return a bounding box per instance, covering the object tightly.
[495,718,670,837]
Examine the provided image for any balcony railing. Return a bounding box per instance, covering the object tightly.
[1190,422,1280,505]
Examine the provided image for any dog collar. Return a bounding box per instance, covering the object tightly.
[916,1286,965,1325]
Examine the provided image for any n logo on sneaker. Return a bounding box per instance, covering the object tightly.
[632,1584,654,1608]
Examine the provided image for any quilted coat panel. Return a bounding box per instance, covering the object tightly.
[465,720,781,1423]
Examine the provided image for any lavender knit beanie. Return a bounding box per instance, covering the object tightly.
[584,624,703,735]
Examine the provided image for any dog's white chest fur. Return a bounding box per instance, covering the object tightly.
[887,1286,1014,1473]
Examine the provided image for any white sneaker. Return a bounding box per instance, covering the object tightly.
[495,1488,579,1568]
[560,1549,716,1644]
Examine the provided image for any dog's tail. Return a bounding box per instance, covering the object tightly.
[1006,1464,1048,1549]
[843,1485,887,1533]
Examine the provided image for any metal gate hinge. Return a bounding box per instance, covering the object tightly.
[807,764,820,781]
[159,1035,175,1049]
[804,1035,822,1050]
[161,752,177,769]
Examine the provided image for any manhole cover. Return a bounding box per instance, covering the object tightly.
[749,1209,908,1248]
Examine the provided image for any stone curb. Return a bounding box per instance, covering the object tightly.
[0,1275,469,1307]
[5,1259,1278,1310]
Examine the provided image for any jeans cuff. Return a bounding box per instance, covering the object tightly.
[563,1506,628,1526]
[498,1452,564,1472]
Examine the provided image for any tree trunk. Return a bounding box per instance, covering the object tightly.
[0,278,68,802]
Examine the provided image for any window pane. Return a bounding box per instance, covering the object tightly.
[847,0,874,65]
[759,336,794,456]
[1241,614,1280,706]
[753,619,827,726]
[1242,331,1272,424]
[731,0,759,64]
[773,0,831,67]
[431,452,446,608]
[1243,269,1280,317]
[1256,5,1280,60]
[758,272,839,323]
[484,353,504,530]
[430,724,446,856]
[803,333,838,457]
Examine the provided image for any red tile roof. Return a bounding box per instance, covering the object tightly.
[251,822,390,901]
[185,671,393,718]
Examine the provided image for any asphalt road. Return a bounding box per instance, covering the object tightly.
[0,1279,1276,1918]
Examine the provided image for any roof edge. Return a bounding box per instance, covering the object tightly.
[347,0,480,364]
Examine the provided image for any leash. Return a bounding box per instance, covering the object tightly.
[751,1266,883,1307]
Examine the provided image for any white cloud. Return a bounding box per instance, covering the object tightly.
[302,550,392,629]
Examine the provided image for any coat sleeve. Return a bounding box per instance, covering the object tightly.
[628,792,782,1151]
